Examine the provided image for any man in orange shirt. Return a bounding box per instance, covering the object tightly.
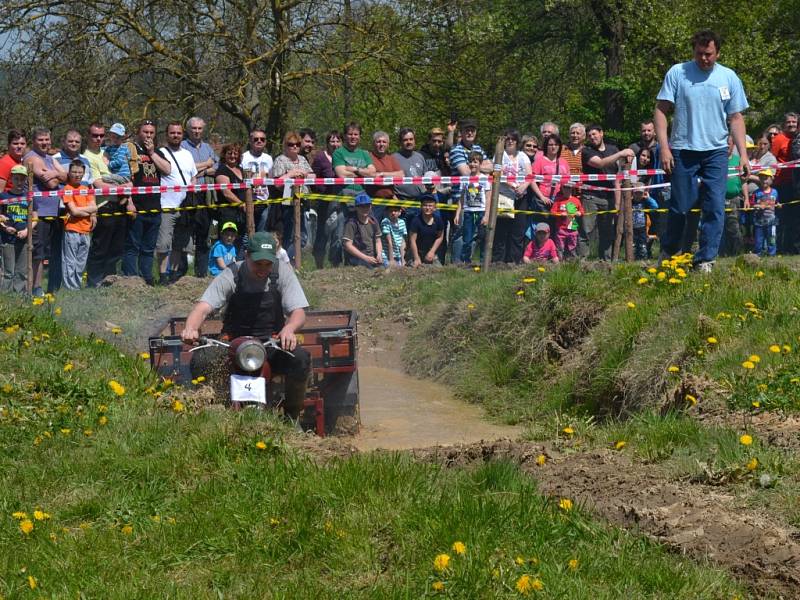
[61,160,98,289]
[771,112,798,252]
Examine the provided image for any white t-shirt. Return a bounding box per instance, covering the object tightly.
[159,146,198,209]
[241,151,274,201]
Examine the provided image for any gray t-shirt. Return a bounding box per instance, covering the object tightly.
[392,150,427,199]
[200,259,309,315]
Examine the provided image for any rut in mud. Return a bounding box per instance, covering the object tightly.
[414,439,800,599]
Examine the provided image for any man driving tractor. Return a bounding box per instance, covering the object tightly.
[181,232,311,419]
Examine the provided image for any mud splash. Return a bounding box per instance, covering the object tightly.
[353,366,522,451]
[415,439,800,599]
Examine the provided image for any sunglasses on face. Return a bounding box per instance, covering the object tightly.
[286,142,301,147]
[252,137,266,142]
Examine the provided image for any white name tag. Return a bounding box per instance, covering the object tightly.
[719,86,731,101]
[230,375,267,404]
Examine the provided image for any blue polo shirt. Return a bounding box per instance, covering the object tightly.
[657,61,748,152]
[180,139,218,181]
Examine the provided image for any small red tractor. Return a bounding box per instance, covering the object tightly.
[147,310,359,436]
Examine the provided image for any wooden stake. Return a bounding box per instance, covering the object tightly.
[293,188,301,269]
[482,137,506,271]
[244,169,255,238]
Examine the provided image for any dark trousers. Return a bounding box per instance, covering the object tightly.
[174,212,210,278]
[777,183,800,254]
[86,205,127,287]
[491,217,518,263]
[123,213,161,283]
[46,222,63,293]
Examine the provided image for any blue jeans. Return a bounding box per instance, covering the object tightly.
[460,211,485,264]
[662,148,728,263]
[123,213,161,283]
[753,219,777,256]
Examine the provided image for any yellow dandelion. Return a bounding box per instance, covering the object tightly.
[749,355,761,363]
[32,297,44,306]
[97,404,108,413]
[191,378,198,385]
[19,519,34,535]
[121,524,133,535]
[432,581,445,592]
[27,575,37,590]
[433,553,451,572]
[83,429,93,437]
[196,376,206,382]
[44,292,55,303]
[647,267,657,274]
[60,428,71,435]
[739,434,753,446]
[33,510,50,521]
[140,352,150,360]
[685,394,697,405]
[2,384,12,393]
[558,498,573,511]
[637,277,649,285]
[657,271,666,280]
[707,337,718,345]
[626,302,636,309]
[452,541,467,555]
[523,277,537,283]
[255,441,268,450]
[537,266,546,273]
[473,266,480,272]
[741,361,755,370]
[151,515,161,523]
[515,556,525,566]
[63,363,73,372]
[269,517,280,526]
[172,400,185,413]
[614,440,626,450]
[746,458,758,471]
[757,384,768,392]
[54,307,62,316]
[668,277,681,284]
[769,345,781,354]
[782,345,792,353]
[467,303,476,310]
[667,365,680,373]
[535,454,546,466]
[12,511,28,520]
[98,415,108,426]
[111,326,122,335]
[516,289,525,296]
[108,380,125,396]
[568,558,579,570]
[756,271,764,278]
[562,426,575,435]
[752,401,761,409]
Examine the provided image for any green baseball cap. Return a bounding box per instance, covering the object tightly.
[247,231,278,262]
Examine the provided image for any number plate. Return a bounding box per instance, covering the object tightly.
[230,375,267,404]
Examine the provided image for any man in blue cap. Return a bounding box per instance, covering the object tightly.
[182,231,311,418]
[342,192,383,267]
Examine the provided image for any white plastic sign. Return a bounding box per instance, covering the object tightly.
[230,375,267,404]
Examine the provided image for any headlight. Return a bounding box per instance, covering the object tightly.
[235,340,266,371]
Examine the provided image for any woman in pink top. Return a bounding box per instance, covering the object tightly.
[530,134,571,211]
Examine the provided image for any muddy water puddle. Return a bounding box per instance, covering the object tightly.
[353,366,521,451]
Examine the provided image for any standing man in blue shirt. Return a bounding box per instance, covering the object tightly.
[654,29,750,272]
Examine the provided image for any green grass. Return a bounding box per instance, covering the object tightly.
[0,296,750,598]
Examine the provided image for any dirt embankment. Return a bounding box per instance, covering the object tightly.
[415,439,800,599]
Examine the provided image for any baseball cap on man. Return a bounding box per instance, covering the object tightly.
[221,221,238,232]
[109,123,126,137]
[459,118,478,131]
[247,231,278,262]
[10,165,28,176]
[354,192,372,206]
[745,134,755,149]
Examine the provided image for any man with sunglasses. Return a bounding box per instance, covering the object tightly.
[123,120,172,285]
[242,128,273,230]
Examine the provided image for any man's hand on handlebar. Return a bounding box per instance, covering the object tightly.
[181,327,201,344]
[277,328,298,352]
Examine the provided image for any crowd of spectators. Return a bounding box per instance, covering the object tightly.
[1,112,800,294]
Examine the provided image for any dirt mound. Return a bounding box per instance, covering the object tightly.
[700,409,800,453]
[415,439,800,598]
[99,274,150,289]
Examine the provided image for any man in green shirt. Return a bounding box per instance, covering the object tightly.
[332,121,376,195]
[720,135,744,256]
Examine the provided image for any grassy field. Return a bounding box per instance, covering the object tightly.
[0,293,751,598]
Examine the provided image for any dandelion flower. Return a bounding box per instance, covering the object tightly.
[626,302,636,309]
[537,266,546,273]
[433,553,451,572]
[27,575,37,590]
[668,277,681,284]
[515,556,525,566]
[19,519,34,535]
[769,345,781,354]
[562,426,574,435]
[782,345,792,353]
[255,441,268,450]
[108,380,125,396]
[111,327,122,335]
[54,307,62,316]
[452,541,467,555]
[756,270,764,278]
[63,363,74,372]
[558,498,573,511]
[432,581,445,592]
[515,575,543,594]
[32,297,44,306]
[746,458,758,471]
[637,277,649,285]
[467,303,476,310]
[12,511,28,520]
[98,415,108,426]
[647,267,657,274]
[568,558,579,570]
[83,429,93,437]
[33,510,50,521]
[473,266,481,272]
[739,434,753,446]
[523,277,536,283]
[516,289,525,296]
[140,352,150,360]
[196,376,206,383]
[741,361,755,369]
[752,401,761,409]
[657,271,666,280]
[749,355,761,363]
[535,454,546,466]
[707,337,718,345]
[667,365,680,373]
[685,394,697,405]
[614,440,626,450]
[172,400,185,413]
[121,524,133,535]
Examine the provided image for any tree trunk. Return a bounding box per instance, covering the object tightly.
[267,0,290,147]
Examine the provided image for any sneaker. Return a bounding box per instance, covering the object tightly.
[694,261,714,273]
[32,287,44,298]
